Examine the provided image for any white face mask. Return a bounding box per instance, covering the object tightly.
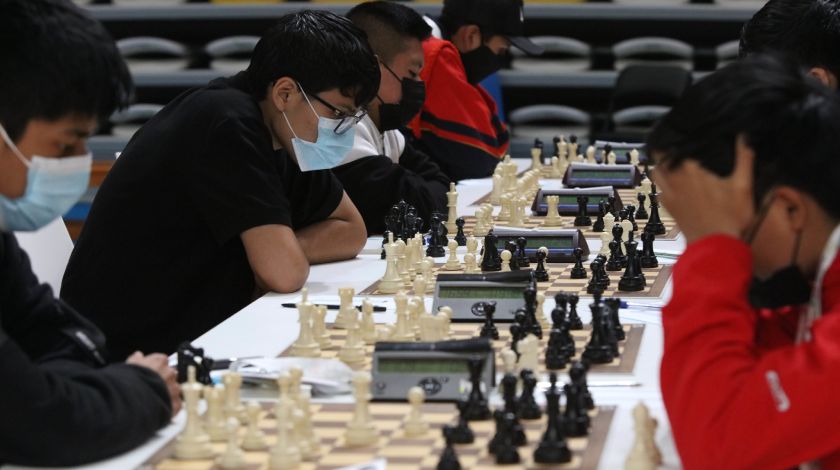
[0,124,92,232]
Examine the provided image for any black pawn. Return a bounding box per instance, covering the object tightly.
[545,329,568,370]
[635,193,649,220]
[437,426,462,470]
[451,400,475,444]
[640,231,659,268]
[571,361,595,411]
[607,194,617,218]
[586,259,603,294]
[516,236,530,268]
[618,237,646,292]
[426,215,446,257]
[534,249,549,282]
[454,217,467,246]
[644,185,666,235]
[494,413,522,464]
[475,301,499,340]
[533,373,572,464]
[604,297,626,341]
[480,231,502,272]
[563,380,590,437]
[463,358,491,421]
[574,195,592,227]
[570,247,587,279]
[592,200,606,232]
[594,254,611,290]
[602,144,613,164]
[517,369,542,420]
[567,294,583,330]
[505,240,520,270]
[551,293,568,329]
[626,204,639,232]
[501,372,527,446]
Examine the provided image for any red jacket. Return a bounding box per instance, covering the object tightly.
[408,37,509,182]
[661,235,840,470]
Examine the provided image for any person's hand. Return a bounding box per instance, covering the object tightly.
[653,136,756,244]
[126,351,182,416]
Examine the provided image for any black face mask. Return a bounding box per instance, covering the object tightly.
[460,45,502,85]
[745,196,812,309]
[378,63,426,131]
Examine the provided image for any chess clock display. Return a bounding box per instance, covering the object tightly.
[562,163,642,188]
[494,229,589,263]
[531,187,623,216]
[371,338,494,401]
[432,270,531,321]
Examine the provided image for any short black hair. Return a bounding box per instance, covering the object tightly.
[647,54,840,218]
[245,10,380,107]
[347,1,432,64]
[0,0,132,142]
[740,0,840,79]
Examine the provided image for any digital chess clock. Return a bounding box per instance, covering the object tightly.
[530,187,624,216]
[432,270,531,321]
[371,338,495,401]
[494,229,589,263]
[562,163,642,188]
[594,141,647,164]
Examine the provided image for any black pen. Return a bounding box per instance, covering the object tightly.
[281,302,387,312]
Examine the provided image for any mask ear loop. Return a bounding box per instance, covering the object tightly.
[0,124,31,168]
[790,229,803,267]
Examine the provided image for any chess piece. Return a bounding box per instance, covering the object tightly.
[241,401,268,451]
[296,386,320,459]
[572,361,595,410]
[476,301,499,340]
[534,247,550,282]
[530,138,544,170]
[222,372,247,424]
[543,194,562,227]
[570,247,587,279]
[625,402,663,470]
[626,204,639,231]
[592,200,606,232]
[466,235,478,258]
[563,379,590,437]
[533,373,572,464]
[379,232,403,294]
[269,396,301,469]
[454,217,467,246]
[640,231,659,268]
[446,182,458,234]
[403,386,430,437]
[567,294,584,330]
[218,417,246,469]
[344,372,378,446]
[480,231,502,272]
[289,292,321,357]
[175,366,214,459]
[391,291,415,341]
[604,297,626,341]
[549,156,562,178]
[463,358,491,421]
[313,305,331,349]
[426,215,447,257]
[504,240,520,271]
[635,194,649,222]
[517,369,542,420]
[644,185,666,235]
[516,334,539,373]
[498,369,526,447]
[463,253,480,274]
[335,287,355,329]
[490,172,503,205]
[516,236,530,267]
[599,230,612,256]
[338,304,366,369]
[360,298,377,344]
[498,193,512,221]
[618,236,646,292]
[500,249,512,272]
[536,291,550,331]
[437,426,462,470]
[451,400,476,444]
[574,195,592,226]
[443,239,461,271]
[582,292,615,364]
[204,385,227,441]
[493,412,522,464]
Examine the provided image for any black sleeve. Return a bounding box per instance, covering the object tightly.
[188,116,291,245]
[333,143,450,235]
[0,234,172,466]
[410,131,499,183]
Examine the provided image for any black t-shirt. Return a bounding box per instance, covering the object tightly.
[61,74,344,359]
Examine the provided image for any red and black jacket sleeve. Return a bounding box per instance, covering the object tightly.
[408,38,509,182]
[0,232,172,466]
[660,235,840,469]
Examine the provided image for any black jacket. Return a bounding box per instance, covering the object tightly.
[0,231,171,466]
[334,139,451,235]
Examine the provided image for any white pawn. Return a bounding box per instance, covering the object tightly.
[604,211,616,235]
[500,250,512,272]
[218,417,246,469]
[344,372,379,447]
[550,156,562,178]
[600,231,613,256]
[466,236,478,257]
[490,172,503,205]
[174,366,214,459]
[313,305,331,349]
[536,292,550,331]
[530,145,542,170]
[498,194,512,221]
[360,298,377,345]
[222,372,247,424]
[297,386,321,459]
[443,239,461,271]
[204,385,227,441]
[630,148,640,166]
[269,401,300,470]
[463,253,480,274]
[586,145,597,164]
[437,306,453,340]
[624,402,662,470]
[500,348,517,375]
[241,401,267,451]
[403,386,430,437]
[543,195,562,227]
[517,334,539,373]
[621,219,633,255]
[607,151,617,165]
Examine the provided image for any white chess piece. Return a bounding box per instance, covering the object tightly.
[403,386,430,437]
[391,291,415,341]
[500,249,512,272]
[516,334,539,372]
[550,156,562,178]
[604,212,616,235]
[335,287,356,329]
[203,384,227,441]
[379,233,402,294]
[313,305,331,349]
[463,253,480,274]
[360,298,377,345]
[222,372,247,424]
[624,402,661,470]
[621,219,633,255]
[498,194,512,221]
[437,306,453,340]
[174,366,214,459]
[289,291,321,357]
[269,392,301,469]
[297,385,321,459]
[338,305,366,369]
[241,401,268,451]
[530,145,542,170]
[600,231,612,256]
[395,239,411,286]
[446,182,458,234]
[536,292,550,331]
[586,145,597,164]
[490,172,503,205]
[607,151,617,165]
[543,195,562,227]
[344,372,379,446]
[443,239,461,271]
[500,348,517,375]
[217,417,246,469]
[630,148,640,166]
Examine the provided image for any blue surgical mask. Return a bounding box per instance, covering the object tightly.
[0,124,91,232]
[282,86,354,172]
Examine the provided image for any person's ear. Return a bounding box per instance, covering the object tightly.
[808,67,838,90]
[464,25,482,50]
[774,186,807,231]
[269,77,298,113]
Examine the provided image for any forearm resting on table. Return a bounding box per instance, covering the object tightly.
[296,217,366,264]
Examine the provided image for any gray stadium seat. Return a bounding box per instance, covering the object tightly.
[509,104,591,142]
[511,36,592,73]
[116,36,189,73]
[612,37,694,71]
[716,40,741,69]
[206,36,260,74]
[110,103,164,138]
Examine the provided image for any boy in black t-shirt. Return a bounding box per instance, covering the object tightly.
[0,0,177,465]
[62,11,378,359]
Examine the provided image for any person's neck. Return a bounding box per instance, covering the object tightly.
[368,100,382,132]
[801,215,840,280]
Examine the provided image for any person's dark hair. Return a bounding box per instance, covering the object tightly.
[245,10,380,107]
[438,0,494,42]
[0,0,132,142]
[648,54,840,218]
[740,0,840,79]
[347,1,431,65]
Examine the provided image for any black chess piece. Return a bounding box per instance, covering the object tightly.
[426,215,446,257]
[533,138,544,165]
[494,412,522,464]
[501,372,527,446]
[405,209,418,240]
[635,193,649,220]
[517,369,542,420]
[432,210,449,239]
[618,236,646,292]
[475,301,499,340]
[592,200,606,232]
[521,281,542,338]
[570,247,587,279]
[505,240,520,270]
[509,323,523,358]
[380,230,391,260]
[480,231,502,272]
[551,293,568,328]
[602,144,612,165]
[534,249,549,282]
[533,373,572,464]
[640,230,659,268]
[606,239,623,272]
[581,290,615,364]
[563,380,591,437]
[607,194,617,218]
[567,294,583,330]
[437,426,462,470]
[594,254,611,289]
[604,297,626,341]
[626,204,639,231]
[463,358,491,421]
[516,236,530,268]
[454,217,467,246]
[545,329,568,370]
[570,361,595,411]
[574,195,592,227]
[586,259,603,294]
[644,184,666,235]
[552,135,561,157]
[451,400,475,444]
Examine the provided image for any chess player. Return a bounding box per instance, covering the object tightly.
[337,1,451,235]
[740,0,839,90]
[61,11,376,359]
[0,0,178,465]
[649,54,840,469]
[406,0,543,181]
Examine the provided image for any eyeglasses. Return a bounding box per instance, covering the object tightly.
[303,87,367,135]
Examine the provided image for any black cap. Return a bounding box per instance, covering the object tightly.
[441,0,544,56]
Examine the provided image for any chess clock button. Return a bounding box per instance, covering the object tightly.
[419,377,443,396]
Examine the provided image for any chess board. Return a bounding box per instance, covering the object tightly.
[280,322,644,375]
[469,188,681,240]
[359,263,673,300]
[145,401,616,470]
